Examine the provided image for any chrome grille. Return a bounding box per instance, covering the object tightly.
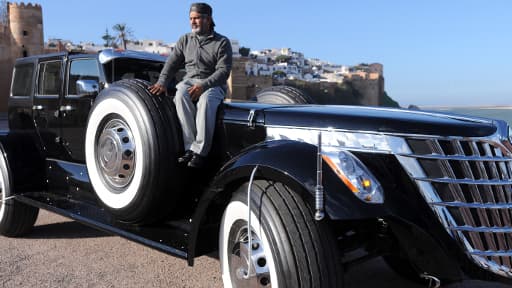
[397,136,512,278]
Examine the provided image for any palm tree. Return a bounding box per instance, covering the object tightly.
[112,23,133,50]
[101,28,115,47]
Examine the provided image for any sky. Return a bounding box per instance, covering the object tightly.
[31,0,512,107]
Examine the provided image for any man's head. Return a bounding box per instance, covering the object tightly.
[189,3,214,35]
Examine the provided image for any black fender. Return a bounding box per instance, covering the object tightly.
[0,131,46,194]
[187,139,387,265]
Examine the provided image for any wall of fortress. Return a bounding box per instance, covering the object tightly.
[349,75,383,106]
[0,2,43,112]
[0,21,12,113]
[228,57,272,101]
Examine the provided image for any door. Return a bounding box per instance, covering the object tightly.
[32,59,65,159]
[60,56,101,162]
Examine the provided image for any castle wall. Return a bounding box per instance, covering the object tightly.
[228,57,272,100]
[350,76,383,106]
[0,23,11,112]
[0,2,43,112]
[8,2,43,58]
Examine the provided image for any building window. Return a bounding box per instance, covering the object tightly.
[23,30,28,36]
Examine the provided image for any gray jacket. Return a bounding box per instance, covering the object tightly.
[157,31,233,90]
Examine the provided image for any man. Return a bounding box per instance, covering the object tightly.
[149,3,232,168]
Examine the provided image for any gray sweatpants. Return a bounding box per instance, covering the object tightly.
[174,79,225,156]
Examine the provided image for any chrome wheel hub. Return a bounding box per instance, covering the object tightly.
[228,223,272,287]
[96,118,135,190]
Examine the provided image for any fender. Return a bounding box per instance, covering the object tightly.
[187,139,388,265]
[0,131,45,194]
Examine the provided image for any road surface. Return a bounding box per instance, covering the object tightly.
[0,210,496,288]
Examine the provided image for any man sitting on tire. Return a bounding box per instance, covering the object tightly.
[149,3,232,168]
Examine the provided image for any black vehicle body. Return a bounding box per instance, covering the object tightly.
[3,49,512,286]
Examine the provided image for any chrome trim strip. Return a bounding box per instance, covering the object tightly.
[397,153,512,162]
[414,177,512,186]
[432,201,512,209]
[449,225,512,233]
[98,48,166,64]
[471,250,512,257]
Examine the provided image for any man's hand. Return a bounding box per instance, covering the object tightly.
[148,84,167,95]
[187,84,204,101]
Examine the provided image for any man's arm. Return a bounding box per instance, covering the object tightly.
[149,36,186,95]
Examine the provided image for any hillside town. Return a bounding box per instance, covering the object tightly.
[0,1,391,112]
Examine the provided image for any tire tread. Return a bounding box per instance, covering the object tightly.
[246,180,342,288]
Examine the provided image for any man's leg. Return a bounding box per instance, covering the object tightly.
[173,80,197,152]
[190,86,224,156]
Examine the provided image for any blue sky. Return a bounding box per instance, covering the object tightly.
[34,0,511,107]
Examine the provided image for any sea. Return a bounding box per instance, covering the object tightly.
[426,106,512,127]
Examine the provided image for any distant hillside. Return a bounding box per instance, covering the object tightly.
[380,91,400,107]
[280,79,399,107]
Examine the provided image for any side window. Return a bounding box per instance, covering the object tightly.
[36,61,62,96]
[11,63,34,97]
[67,58,100,96]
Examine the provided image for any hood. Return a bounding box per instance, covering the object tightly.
[262,105,498,138]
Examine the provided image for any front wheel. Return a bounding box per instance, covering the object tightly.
[219,180,343,288]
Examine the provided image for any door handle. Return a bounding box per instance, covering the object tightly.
[32,105,44,111]
[59,105,76,112]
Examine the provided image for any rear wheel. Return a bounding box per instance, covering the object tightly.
[85,79,183,223]
[219,180,343,288]
[253,85,315,104]
[0,146,39,237]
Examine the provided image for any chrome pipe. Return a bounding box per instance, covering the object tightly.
[315,131,325,221]
[244,165,259,278]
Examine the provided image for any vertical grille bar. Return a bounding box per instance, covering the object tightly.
[428,139,486,251]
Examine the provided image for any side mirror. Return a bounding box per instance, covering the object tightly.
[76,79,99,98]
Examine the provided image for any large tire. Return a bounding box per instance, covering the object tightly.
[253,85,315,104]
[219,180,342,288]
[85,79,183,224]
[0,145,39,237]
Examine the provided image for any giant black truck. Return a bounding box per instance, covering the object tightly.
[1,49,512,287]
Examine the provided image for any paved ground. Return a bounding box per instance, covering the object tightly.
[5,210,506,287]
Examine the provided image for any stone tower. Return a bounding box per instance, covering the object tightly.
[8,1,43,58]
[0,1,43,112]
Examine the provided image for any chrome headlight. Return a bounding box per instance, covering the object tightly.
[267,127,388,203]
[322,149,384,204]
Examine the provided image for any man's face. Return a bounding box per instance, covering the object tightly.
[190,11,211,34]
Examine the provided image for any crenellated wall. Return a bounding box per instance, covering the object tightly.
[8,2,43,58]
[0,1,44,112]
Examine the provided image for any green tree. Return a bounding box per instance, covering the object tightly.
[101,28,115,47]
[380,91,400,107]
[275,55,291,63]
[112,23,134,50]
[272,70,287,78]
[239,46,250,57]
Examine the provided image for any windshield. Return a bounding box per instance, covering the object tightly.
[103,58,164,84]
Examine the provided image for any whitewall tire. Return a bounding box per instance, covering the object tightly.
[85,79,183,223]
[219,180,343,288]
